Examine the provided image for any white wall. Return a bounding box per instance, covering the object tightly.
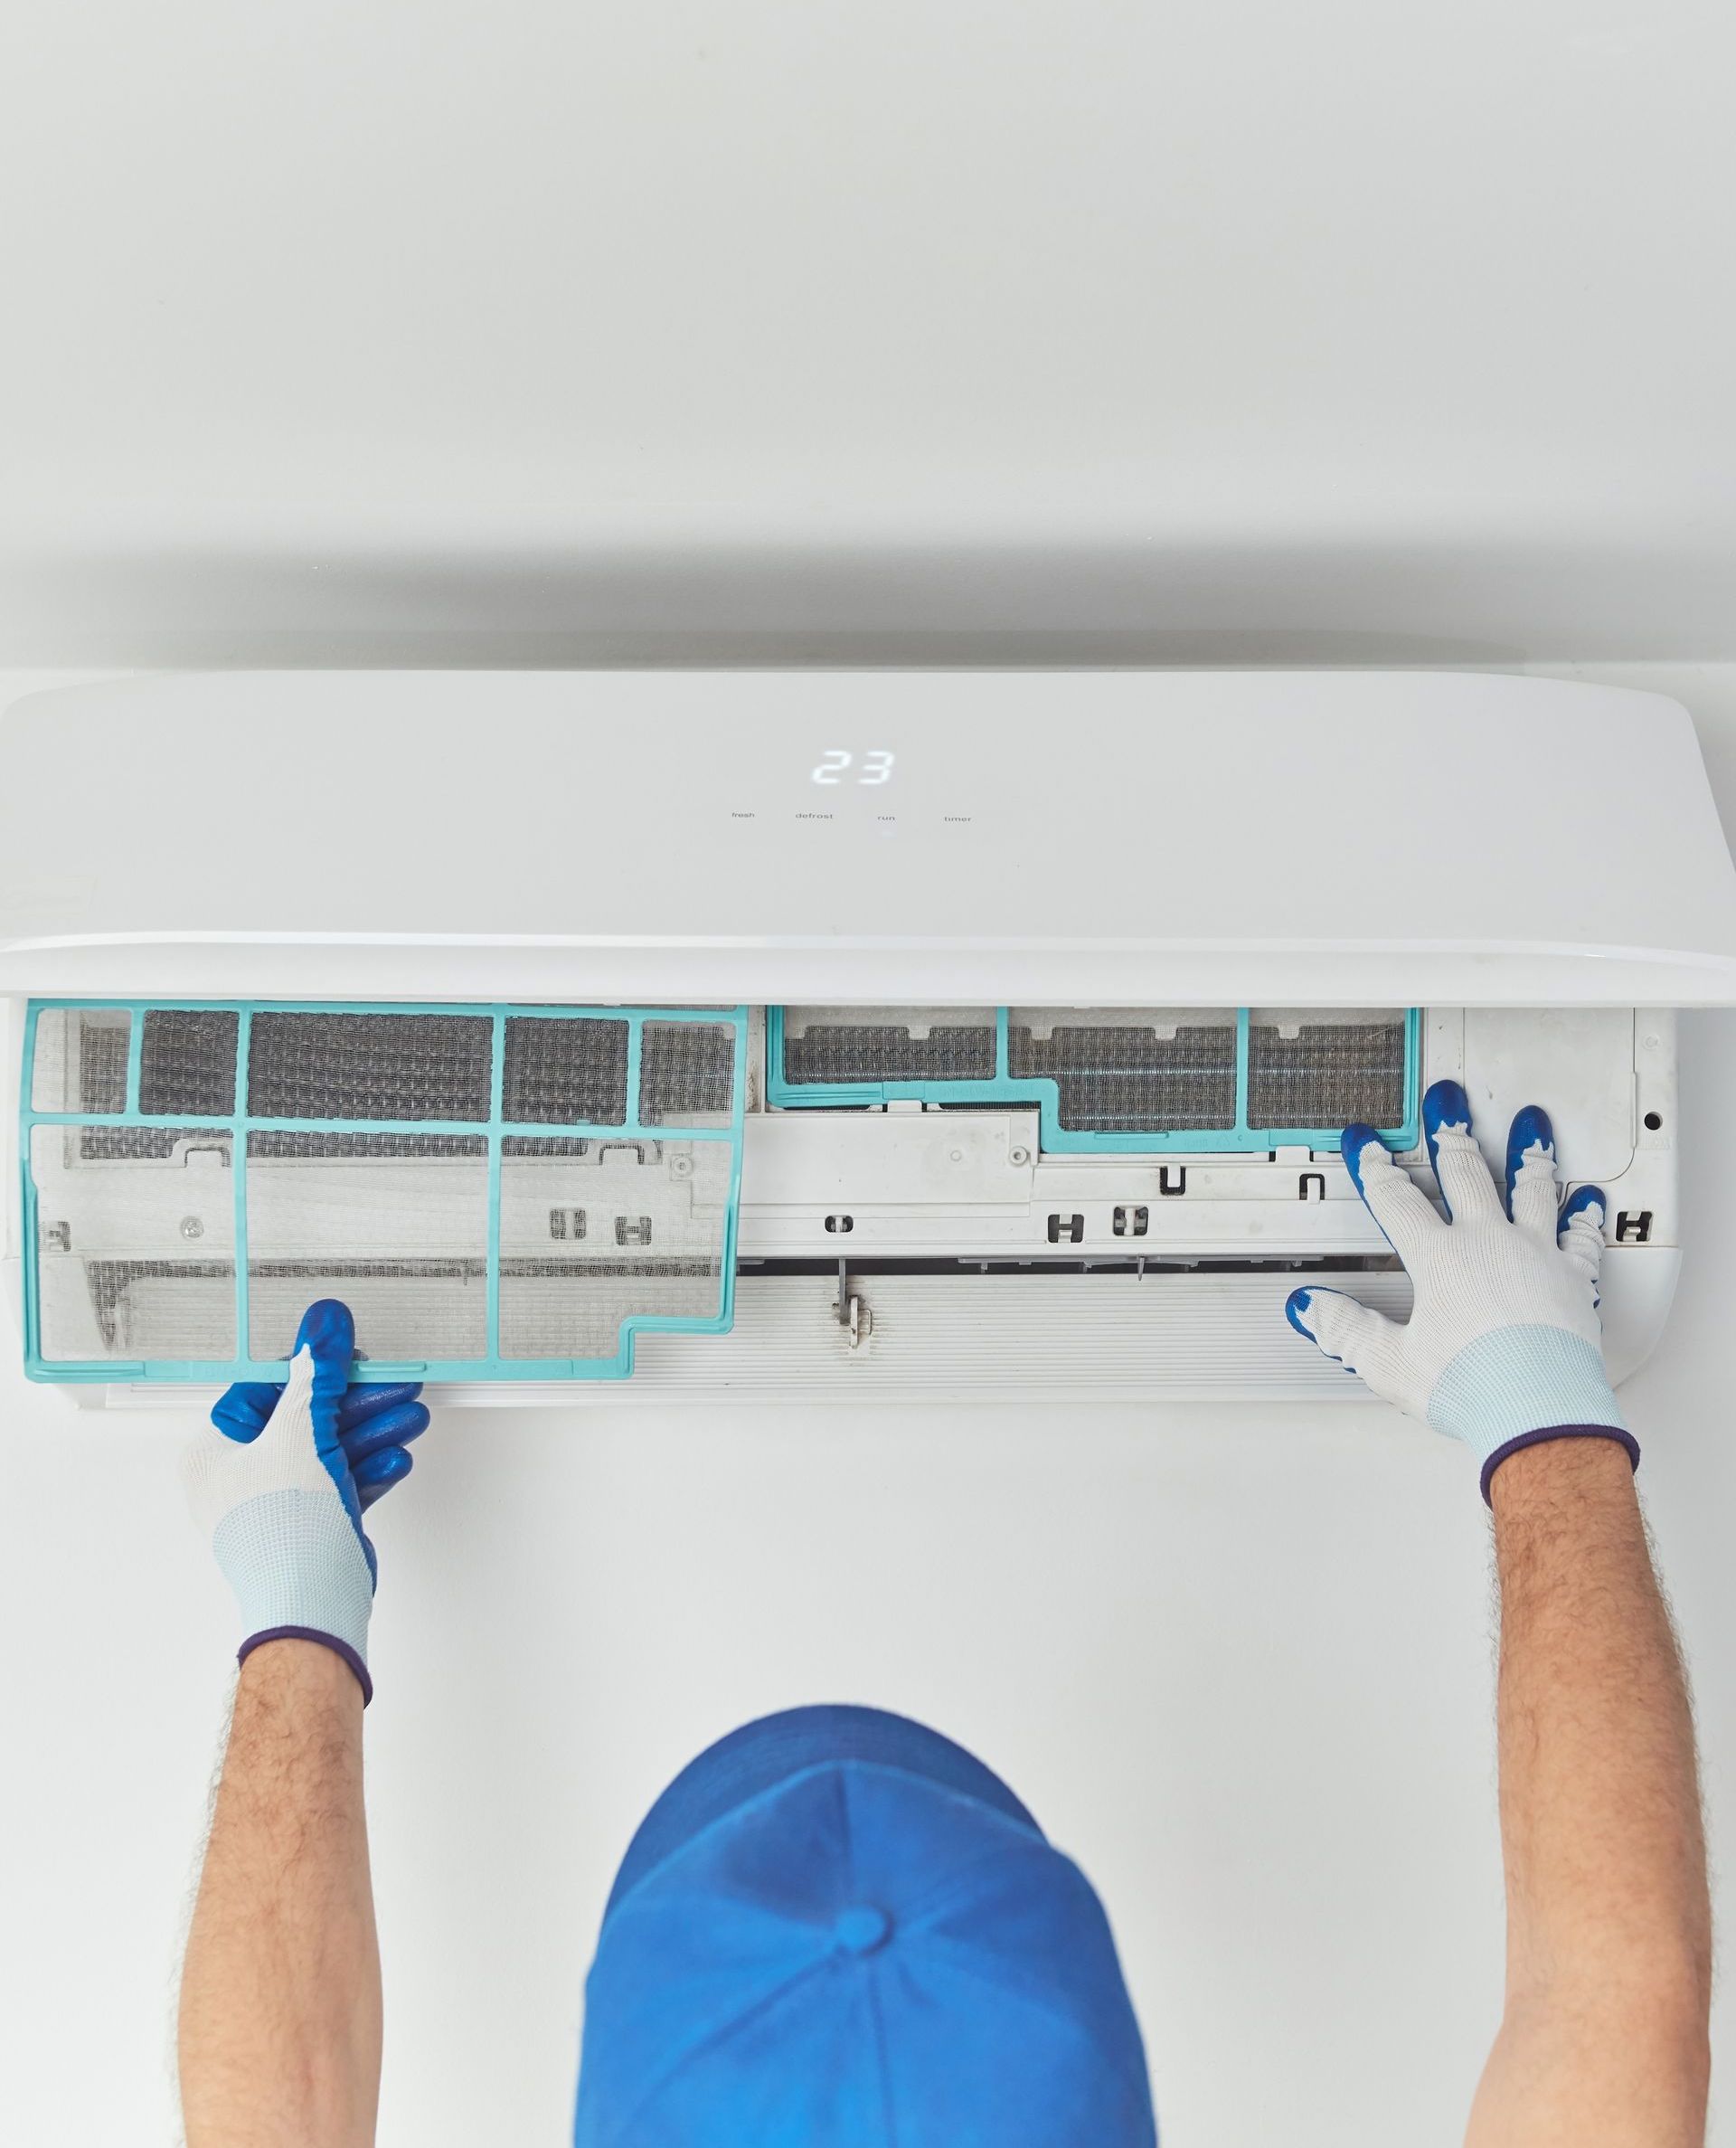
[1,663,1732,2144]
[3,2,1735,667]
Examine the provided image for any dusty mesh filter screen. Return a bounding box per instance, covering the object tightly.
[1007,1016,1239,1131]
[1246,1010,1408,1130]
[504,1017,628,1125]
[29,1122,237,1362]
[245,1131,492,1362]
[498,1137,734,1360]
[639,1021,737,1124]
[21,1002,745,1382]
[780,1007,998,1084]
[140,1009,239,1116]
[29,1007,131,1113]
[772,1004,1418,1149]
[250,1010,494,1121]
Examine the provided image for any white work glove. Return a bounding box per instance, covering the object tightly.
[183,1298,429,1701]
[1286,1080,1637,1501]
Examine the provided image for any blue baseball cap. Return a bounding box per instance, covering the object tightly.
[574,1705,1157,2146]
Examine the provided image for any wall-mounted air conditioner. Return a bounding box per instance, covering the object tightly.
[3,670,1731,1406]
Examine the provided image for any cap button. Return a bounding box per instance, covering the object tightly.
[834,1904,893,1956]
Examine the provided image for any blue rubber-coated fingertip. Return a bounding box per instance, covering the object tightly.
[342,1400,432,1463]
[1505,1104,1555,1216]
[291,1298,356,1386]
[1422,1078,1472,1135]
[1339,1124,1382,1196]
[211,1379,283,1443]
[335,1380,427,1432]
[354,1445,414,1509]
[1420,1077,1471,1199]
[1559,1184,1608,1311]
[1284,1287,1315,1339]
[1559,1182,1606,1225]
[292,1296,355,1357]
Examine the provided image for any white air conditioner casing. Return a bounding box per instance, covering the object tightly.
[3,668,1731,1406]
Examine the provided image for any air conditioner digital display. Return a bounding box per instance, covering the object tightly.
[810,749,895,786]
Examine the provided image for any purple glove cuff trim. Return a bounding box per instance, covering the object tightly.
[1481,1424,1641,1506]
[238,1627,373,1706]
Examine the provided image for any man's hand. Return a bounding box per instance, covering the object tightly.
[178,1299,424,2145]
[1285,1078,1637,1500]
[184,1299,429,1702]
[1287,1083,1707,2142]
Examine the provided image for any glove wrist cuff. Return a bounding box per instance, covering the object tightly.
[238,1626,373,1705]
[1480,1424,1641,1507]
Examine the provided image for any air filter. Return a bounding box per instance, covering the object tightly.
[769,1006,1419,1151]
[22,1002,746,1382]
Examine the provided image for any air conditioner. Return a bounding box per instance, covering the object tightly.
[4,669,1731,1408]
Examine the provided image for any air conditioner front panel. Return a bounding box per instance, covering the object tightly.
[4,670,1735,1008]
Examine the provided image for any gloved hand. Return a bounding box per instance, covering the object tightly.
[183,1299,430,1701]
[1286,1080,1638,1501]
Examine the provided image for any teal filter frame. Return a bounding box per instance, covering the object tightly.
[21,1000,748,1385]
[767,1006,1422,1154]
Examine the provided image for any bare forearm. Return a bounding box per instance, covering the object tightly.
[1468,1439,1710,2145]
[179,1640,382,2148]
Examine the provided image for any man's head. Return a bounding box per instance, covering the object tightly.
[575,1705,1156,2145]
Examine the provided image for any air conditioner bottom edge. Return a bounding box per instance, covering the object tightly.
[68,1255,1675,1410]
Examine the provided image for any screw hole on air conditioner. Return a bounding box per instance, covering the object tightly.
[1644,1111,1664,1131]
[825,1214,854,1234]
